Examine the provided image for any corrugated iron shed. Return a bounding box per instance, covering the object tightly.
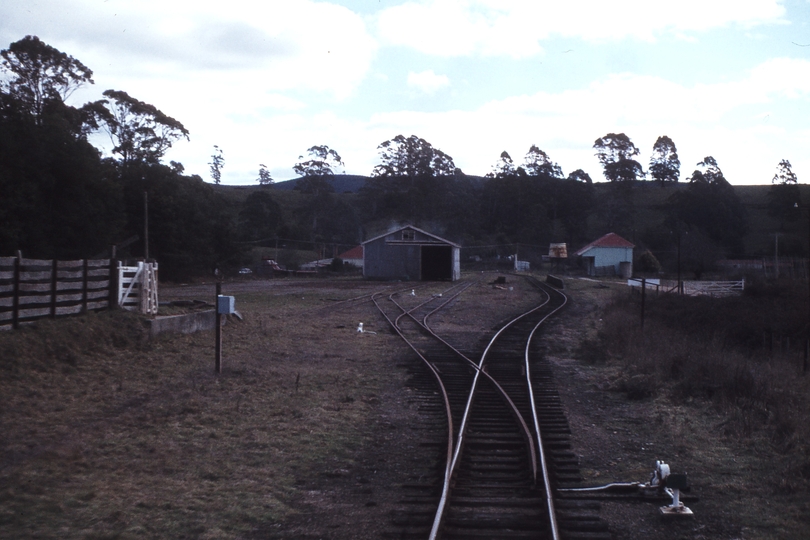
[362,225,460,281]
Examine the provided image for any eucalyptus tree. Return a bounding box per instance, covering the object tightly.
[365,134,455,221]
[523,144,563,178]
[567,169,592,184]
[768,159,800,228]
[257,164,273,186]
[773,159,798,185]
[0,36,124,257]
[292,145,345,241]
[649,135,680,184]
[558,169,595,245]
[0,35,93,122]
[671,156,748,254]
[84,89,189,166]
[293,145,343,195]
[371,134,455,179]
[593,132,643,183]
[238,190,283,241]
[481,148,554,243]
[488,151,517,178]
[209,145,224,184]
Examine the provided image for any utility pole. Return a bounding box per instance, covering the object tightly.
[215,279,222,374]
[144,191,149,261]
[641,278,647,329]
[677,231,682,295]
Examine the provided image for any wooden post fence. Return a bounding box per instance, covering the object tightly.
[0,255,123,329]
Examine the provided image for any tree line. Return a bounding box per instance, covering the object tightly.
[0,36,801,279]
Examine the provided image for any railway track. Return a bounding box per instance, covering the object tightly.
[376,276,611,540]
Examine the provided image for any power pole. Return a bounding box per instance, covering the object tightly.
[215,279,222,374]
[144,191,149,261]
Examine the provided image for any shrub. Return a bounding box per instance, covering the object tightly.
[596,289,810,455]
[636,249,661,273]
[328,257,344,272]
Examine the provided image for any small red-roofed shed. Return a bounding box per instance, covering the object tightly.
[338,245,364,268]
[575,233,635,277]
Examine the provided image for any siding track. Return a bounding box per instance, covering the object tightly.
[376,276,611,540]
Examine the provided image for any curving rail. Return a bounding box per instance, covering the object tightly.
[376,276,605,539]
[385,281,545,539]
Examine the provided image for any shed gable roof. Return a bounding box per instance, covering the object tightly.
[574,233,635,256]
[361,225,460,248]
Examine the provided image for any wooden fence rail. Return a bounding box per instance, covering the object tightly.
[682,278,745,297]
[628,278,745,297]
[0,257,118,329]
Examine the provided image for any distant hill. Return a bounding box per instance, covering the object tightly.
[271,173,489,193]
[271,175,368,193]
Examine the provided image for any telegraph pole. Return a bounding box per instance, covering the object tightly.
[144,191,149,260]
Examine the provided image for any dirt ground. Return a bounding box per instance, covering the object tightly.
[1,274,808,539]
[261,275,810,540]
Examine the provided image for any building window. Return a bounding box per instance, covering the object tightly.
[402,229,415,241]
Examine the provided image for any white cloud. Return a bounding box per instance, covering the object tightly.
[407,70,450,94]
[156,55,810,185]
[0,0,378,99]
[376,0,786,57]
[2,0,805,188]
[339,56,810,185]
[376,1,545,58]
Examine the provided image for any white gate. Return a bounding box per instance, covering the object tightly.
[118,262,159,315]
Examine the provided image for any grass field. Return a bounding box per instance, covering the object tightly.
[0,280,404,538]
[2,274,810,539]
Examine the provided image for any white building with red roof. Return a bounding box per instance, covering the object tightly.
[338,245,364,269]
[574,233,635,277]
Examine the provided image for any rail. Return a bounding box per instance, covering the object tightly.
[383,281,543,540]
[429,280,555,539]
[371,287,456,536]
[524,280,568,540]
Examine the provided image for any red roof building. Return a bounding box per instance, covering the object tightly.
[575,233,635,277]
[338,245,364,268]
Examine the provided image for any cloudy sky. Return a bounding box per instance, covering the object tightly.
[2,0,809,185]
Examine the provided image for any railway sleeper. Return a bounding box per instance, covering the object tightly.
[444,514,548,531]
[558,532,613,540]
[440,527,550,539]
[554,498,602,510]
[465,435,526,444]
[448,496,547,507]
[455,474,534,485]
[466,455,523,464]
[558,516,612,533]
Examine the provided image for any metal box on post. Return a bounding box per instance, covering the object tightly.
[217,295,235,315]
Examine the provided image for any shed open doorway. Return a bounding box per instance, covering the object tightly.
[421,245,453,281]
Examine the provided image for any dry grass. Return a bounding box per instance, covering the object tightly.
[576,278,810,538]
[0,274,561,539]
[0,283,403,539]
[7,274,810,539]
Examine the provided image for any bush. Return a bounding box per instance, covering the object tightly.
[328,257,344,272]
[596,290,810,453]
[636,249,661,273]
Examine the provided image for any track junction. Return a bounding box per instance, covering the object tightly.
[370,275,612,540]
